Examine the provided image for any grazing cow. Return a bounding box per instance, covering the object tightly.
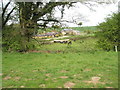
[63,41,68,44]
[54,39,69,44]
[68,41,72,45]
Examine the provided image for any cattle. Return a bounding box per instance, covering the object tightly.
[53,39,72,44]
[68,41,72,45]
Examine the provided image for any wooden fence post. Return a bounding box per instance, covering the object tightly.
[115,46,118,52]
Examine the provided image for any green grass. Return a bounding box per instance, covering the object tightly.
[3,51,118,88]
[71,26,98,31]
[2,36,118,88]
[37,36,98,53]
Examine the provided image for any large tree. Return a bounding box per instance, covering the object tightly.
[17,2,76,39]
[17,2,75,28]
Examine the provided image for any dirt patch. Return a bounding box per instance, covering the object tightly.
[0,73,3,76]
[14,77,21,80]
[64,82,75,88]
[3,76,11,80]
[91,77,101,82]
[45,73,51,77]
[84,68,92,72]
[60,76,68,79]
[60,70,68,73]
[84,76,105,85]
[28,50,52,53]
[20,86,25,88]
[57,86,62,88]
[106,87,113,88]
[84,77,100,84]
[39,84,45,88]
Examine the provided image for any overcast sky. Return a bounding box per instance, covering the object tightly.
[54,1,119,27]
[2,0,119,27]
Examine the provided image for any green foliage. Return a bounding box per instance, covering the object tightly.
[78,22,82,26]
[96,39,113,51]
[96,13,119,51]
[2,25,35,52]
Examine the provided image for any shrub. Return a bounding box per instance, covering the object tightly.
[96,13,119,51]
[2,25,36,52]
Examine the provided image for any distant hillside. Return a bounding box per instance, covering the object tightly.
[70,26,99,32]
[38,26,99,34]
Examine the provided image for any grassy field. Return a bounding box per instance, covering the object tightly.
[2,52,118,88]
[36,36,98,52]
[2,34,118,88]
[71,26,98,32]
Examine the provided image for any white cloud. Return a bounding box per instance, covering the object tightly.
[3,1,119,27]
[54,2,118,27]
[84,2,118,26]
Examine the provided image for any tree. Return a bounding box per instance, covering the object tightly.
[17,2,75,28]
[96,13,119,51]
[17,2,75,34]
[78,22,82,26]
[12,2,75,51]
[2,1,75,52]
[2,0,16,28]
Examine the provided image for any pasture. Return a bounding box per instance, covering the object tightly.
[2,31,118,88]
[37,26,98,34]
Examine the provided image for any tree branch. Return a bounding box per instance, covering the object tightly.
[2,0,11,19]
[32,2,70,21]
[37,18,59,22]
[2,7,16,28]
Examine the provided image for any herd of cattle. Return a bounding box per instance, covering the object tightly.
[53,39,72,45]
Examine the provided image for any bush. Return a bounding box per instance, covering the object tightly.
[2,25,36,52]
[96,13,119,51]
